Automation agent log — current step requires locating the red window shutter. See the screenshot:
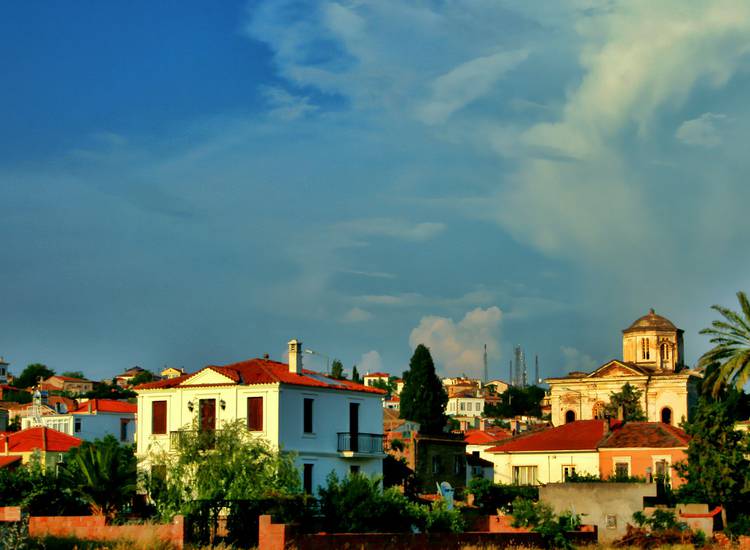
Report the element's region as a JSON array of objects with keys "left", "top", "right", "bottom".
[
  {"left": 247, "top": 397, "right": 263, "bottom": 431},
  {"left": 152, "top": 400, "right": 167, "bottom": 435}
]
